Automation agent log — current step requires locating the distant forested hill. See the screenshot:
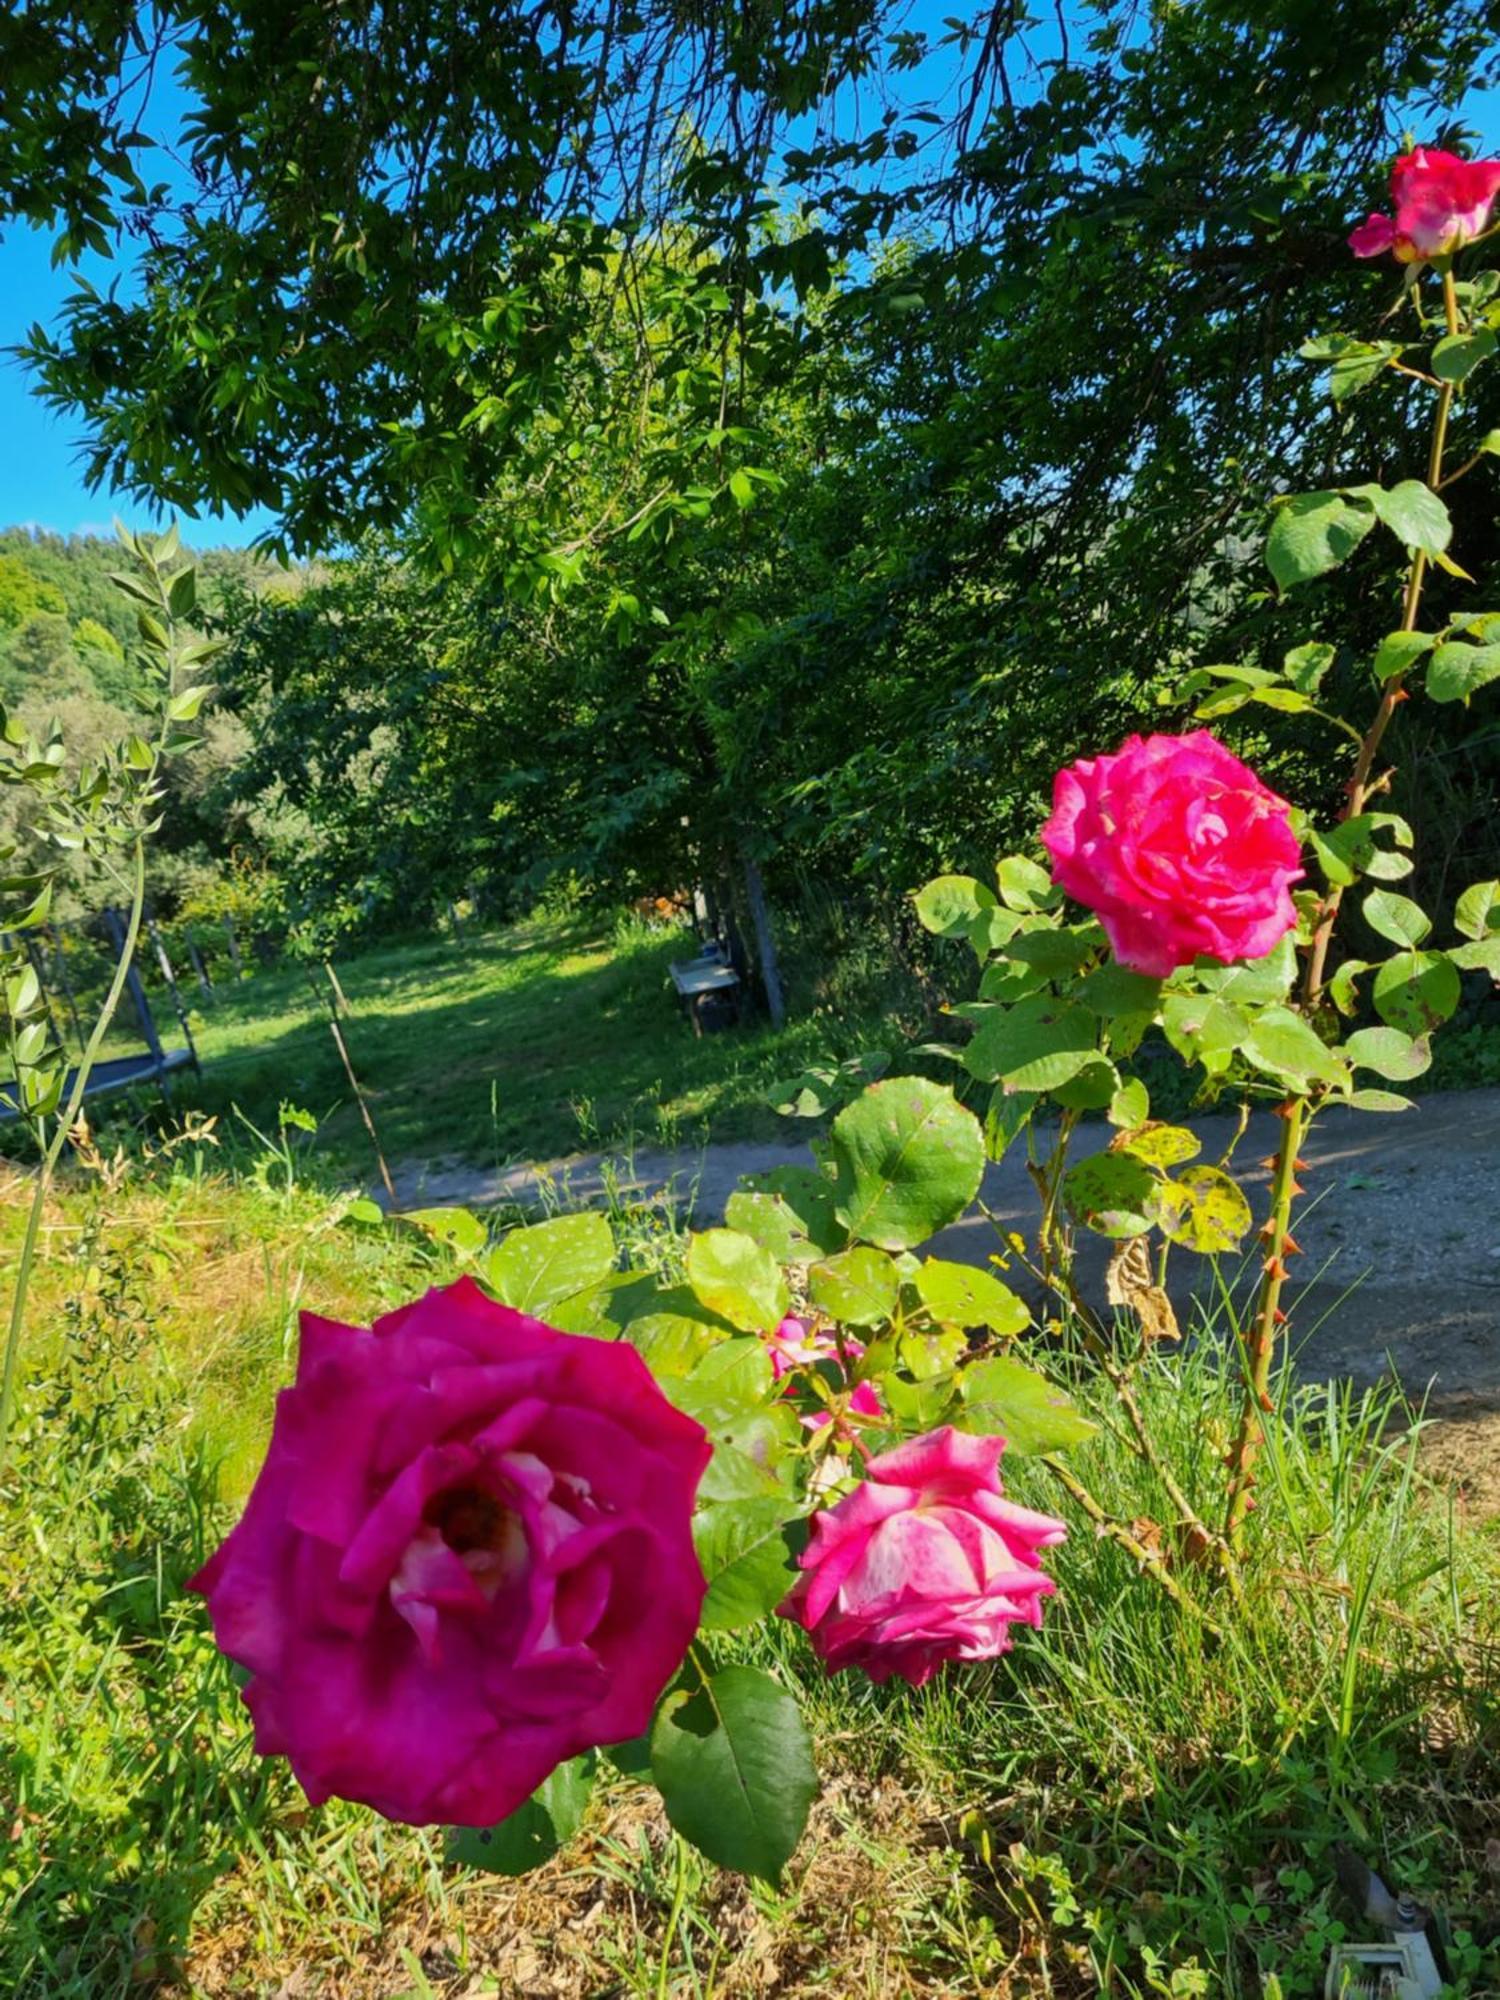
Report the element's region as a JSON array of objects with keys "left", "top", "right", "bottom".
[
  {"left": 0, "top": 528, "right": 276, "bottom": 710},
  {"left": 0, "top": 529, "right": 301, "bottom": 928}
]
